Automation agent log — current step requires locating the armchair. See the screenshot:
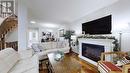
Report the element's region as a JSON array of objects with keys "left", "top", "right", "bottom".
[{"left": 98, "top": 51, "right": 130, "bottom": 73}]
